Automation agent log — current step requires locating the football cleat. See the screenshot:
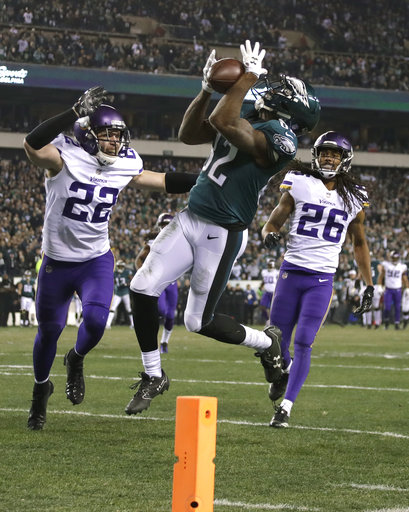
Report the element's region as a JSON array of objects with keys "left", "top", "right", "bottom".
[
  {"left": 125, "top": 370, "right": 170, "bottom": 415},
  {"left": 268, "top": 371, "right": 289, "bottom": 402},
  {"left": 64, "top": 349, "right": 85, "bottom": 405},
  {"left": 160, "top": 343, "right": 168, "bottom": 354},
  {"left": 255, "top": 325, "right": 282, "bottom": 383},
  {"left": 27, "top": 380, "right": 54, "bottom": 431},
  {"left": 270, "top": 405, "right": 289, "bottom": 428}
]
